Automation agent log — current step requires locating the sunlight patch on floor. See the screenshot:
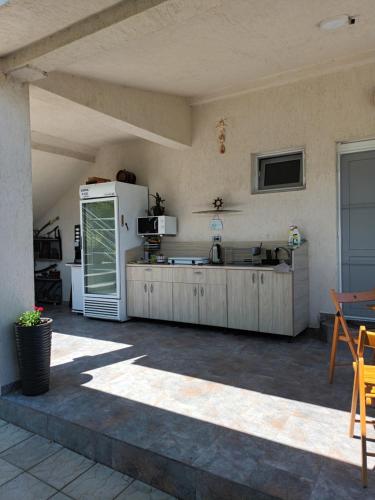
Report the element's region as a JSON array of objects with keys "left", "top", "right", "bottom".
[
  {"left": 82, "top": 361, "right": 369, "bottom": 467},
  {"left": 51, "top": 331, "right": 133, "bottom": 367}
]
